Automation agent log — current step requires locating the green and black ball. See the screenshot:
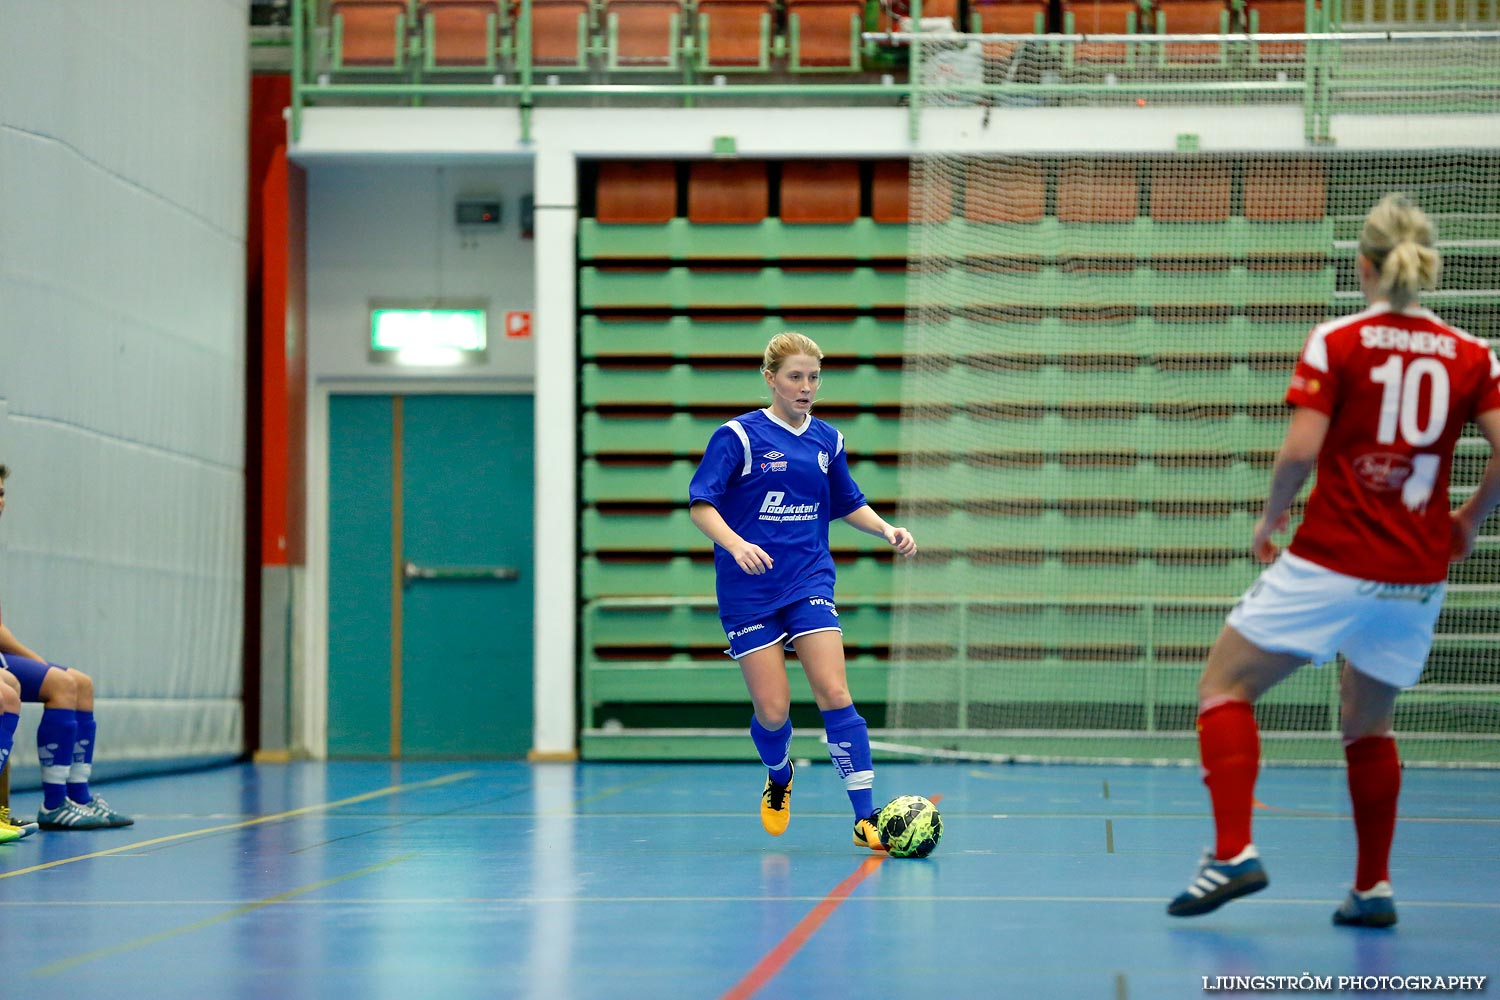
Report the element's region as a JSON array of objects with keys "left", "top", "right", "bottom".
[{"left": 877, "top": 794, "right": 943, "bottom": 858}]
